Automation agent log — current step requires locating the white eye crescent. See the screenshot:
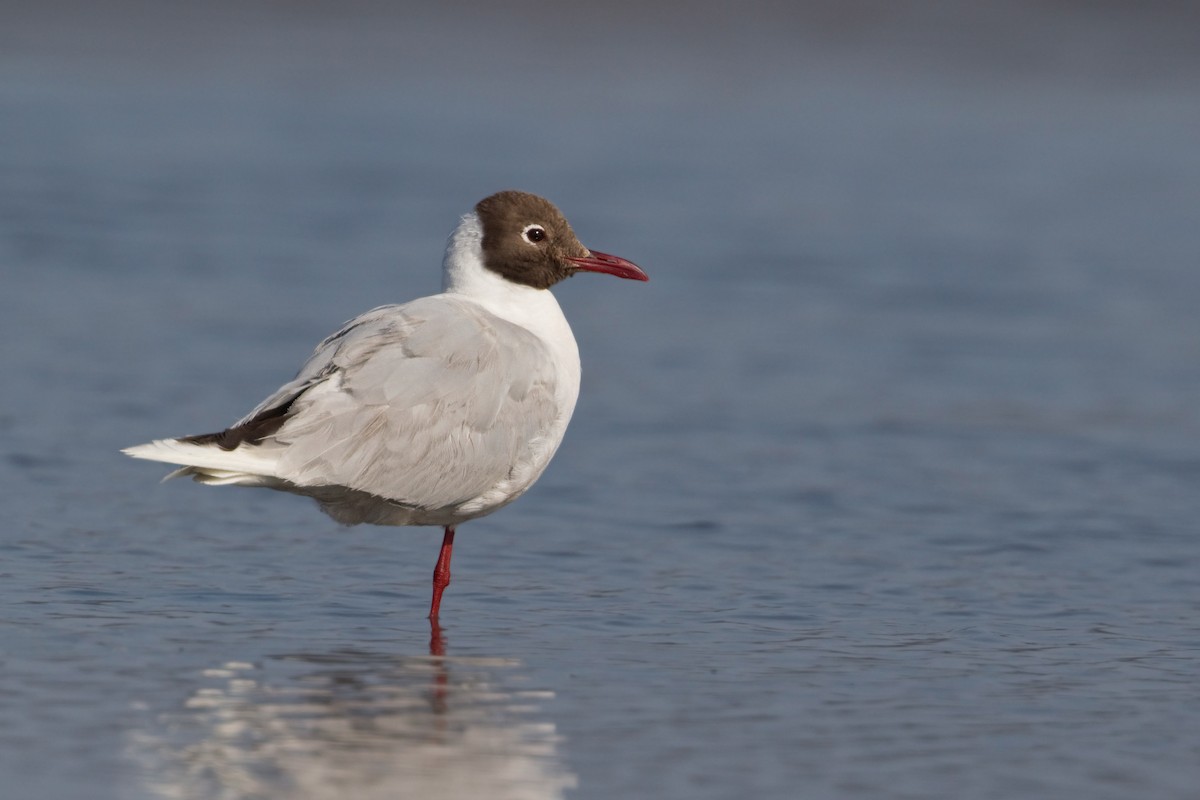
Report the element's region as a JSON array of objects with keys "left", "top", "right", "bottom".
[{"left": 522, "top": 224, "right": 547, "bottom": 244}]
